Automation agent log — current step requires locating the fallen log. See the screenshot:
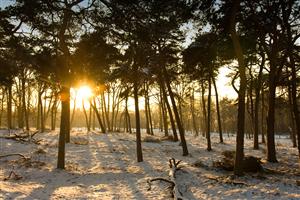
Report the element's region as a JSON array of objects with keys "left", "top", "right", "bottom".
[{"left": 148, "top": 158, "right": 186, "bottom": 200}]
